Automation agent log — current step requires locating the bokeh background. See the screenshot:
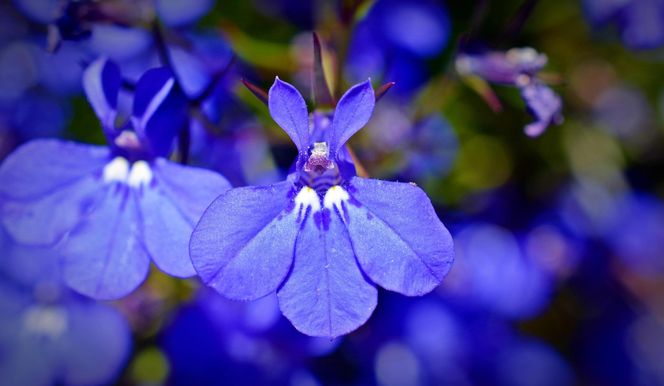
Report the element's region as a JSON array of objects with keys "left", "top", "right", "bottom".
[{"left": 1, "top": 0, "right": 664, "bottom": 385}]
